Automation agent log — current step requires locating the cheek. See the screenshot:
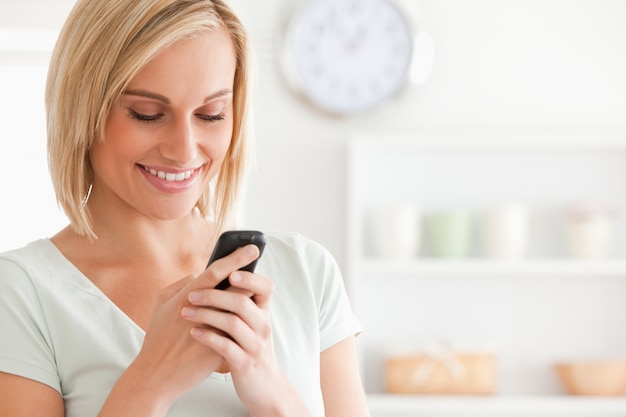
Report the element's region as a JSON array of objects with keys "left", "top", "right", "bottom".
[
  {"left": 89, "top": 137, "right": 121, "bottom": 182},
  {"left": 208, "top": 122, "right": 234, "bottom": 163},
  {"left": 91, "top": 114, "right": 138, "bottom": 172}
]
